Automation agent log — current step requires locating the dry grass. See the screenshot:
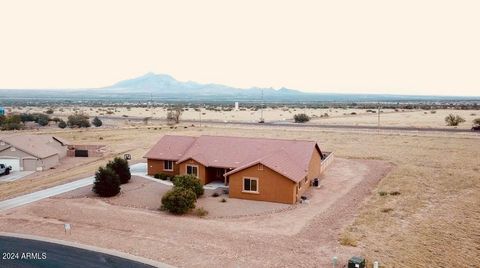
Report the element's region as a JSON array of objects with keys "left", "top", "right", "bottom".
[
  {"left": 339, "top": 232, "right": 358, "bottom": 247},
  {"left": 1, "top": 121, "right": 479, "bottom": 266}
]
